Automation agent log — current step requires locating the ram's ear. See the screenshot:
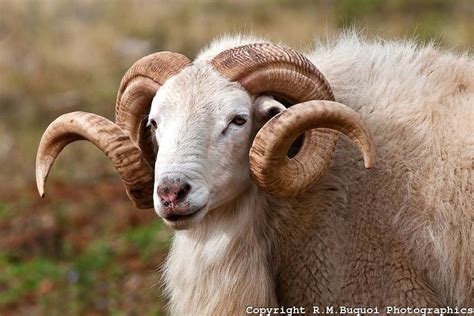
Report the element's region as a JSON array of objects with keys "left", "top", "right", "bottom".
[{"left": 254, "top": 96, "right": 286, "bottom": 127}]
